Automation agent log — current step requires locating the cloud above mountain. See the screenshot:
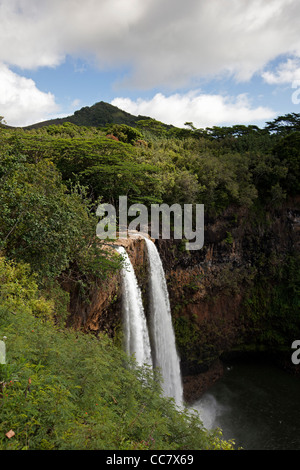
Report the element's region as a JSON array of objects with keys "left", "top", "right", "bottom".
[
  {"left": 112, "top": 92, "right": 275, "bottom": 128},
  {"left": 0, "top": 0, "right": 299, "bottom": 126},
  {"left": 0, "top": 63, "right": 58, "bottom": 126},
  {"left": 1, "top": 0, "right": 300, "bottom": 87}
]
